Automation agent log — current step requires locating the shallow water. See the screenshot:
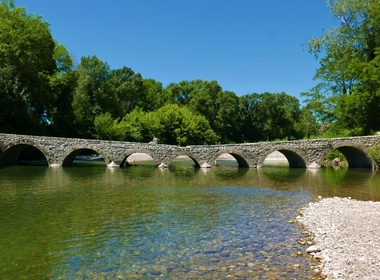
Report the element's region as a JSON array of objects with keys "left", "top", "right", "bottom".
[{"left": 0, "top": 164, "right": 379, "bottom": 279}]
